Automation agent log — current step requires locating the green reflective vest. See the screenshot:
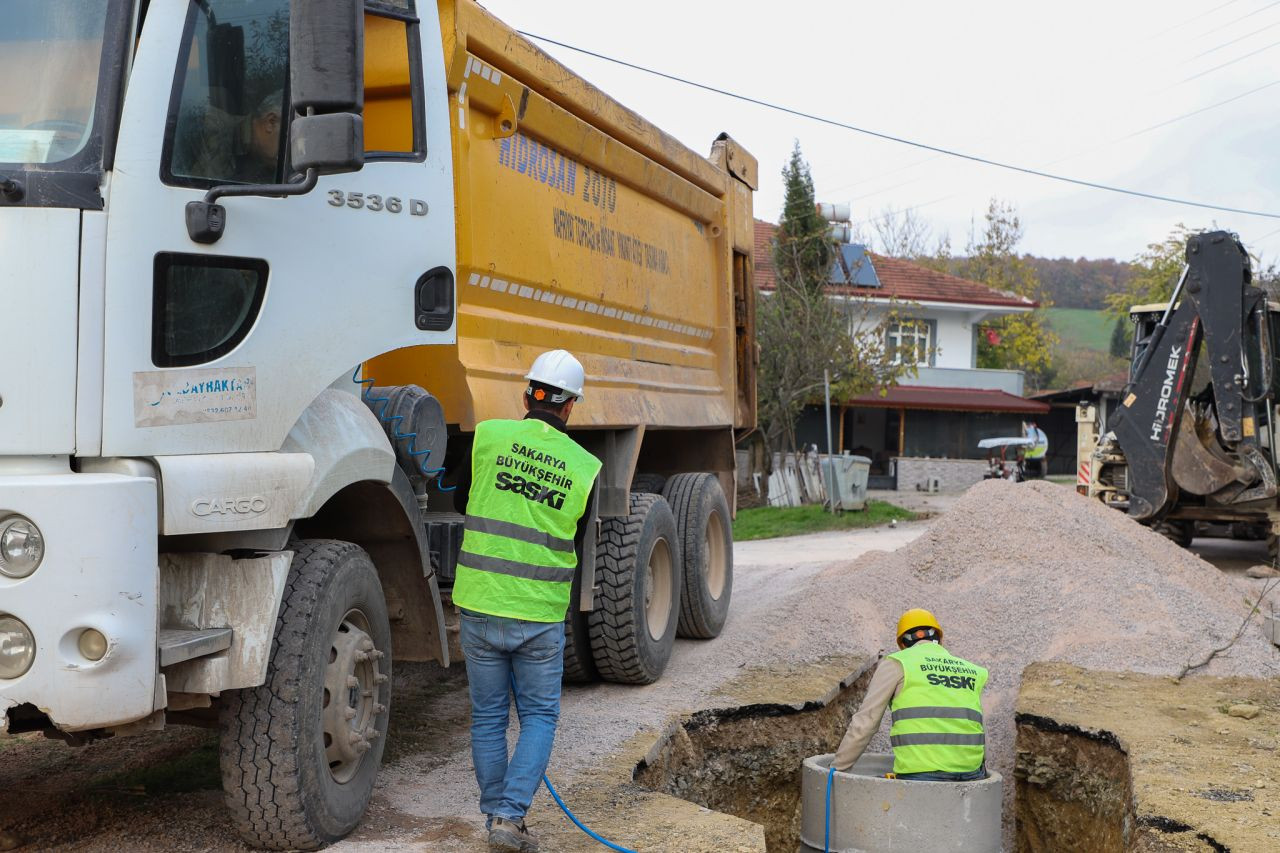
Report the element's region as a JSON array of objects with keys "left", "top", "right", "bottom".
[
  {"left": 886, "top": 642, "right": 988, "bottom": 775},
  {"left": 452, "top": 417, "right": 601, "bottom": 623}
]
